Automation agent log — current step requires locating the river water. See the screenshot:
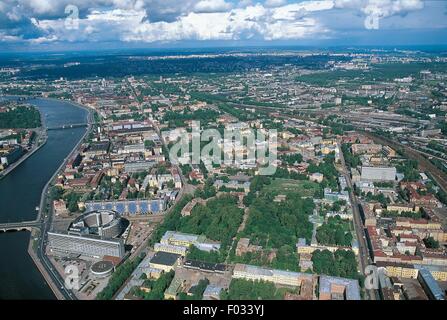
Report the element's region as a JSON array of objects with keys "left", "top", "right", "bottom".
[{"left": 0, "top": 98, "right": 88, "bottom": 299}]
